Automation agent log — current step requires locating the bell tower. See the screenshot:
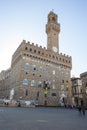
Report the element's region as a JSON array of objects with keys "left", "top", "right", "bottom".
[{"left": 46, "top": 11, "right": 60, "bottom": 53}]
